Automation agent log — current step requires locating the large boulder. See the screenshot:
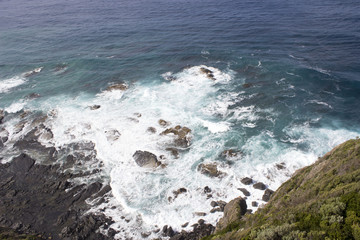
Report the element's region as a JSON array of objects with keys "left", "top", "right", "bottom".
[
  {"left": 216, "top": 197, "right": 247, "bottom": 232},
  {"left": 133, "top": 150, "right": 161, "bottom": 168}
]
